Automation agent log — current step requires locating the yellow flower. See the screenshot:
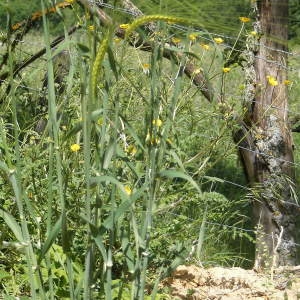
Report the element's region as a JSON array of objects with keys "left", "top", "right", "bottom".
[
  {"left": 97, "top": 118, "right": 103, "bottom": 126},
  {"left": 126, "top": 144, "right": 137, "bottom": 156},
  {"left": 88, "top": 25, "right": 95, "bottom": 31},
  {"left": 188, "top": 33, "right": 197, "bottom": 41},
  {"left": 239, "top": 16, "right": 251, "bottom": 23},
  {"left": 250, "top": 31, "right": 257, "bottom": 36},
  {"left": 284, "top": 80, "right": 292, "bottom": 85},
  {"left": 214, "top": 37, "right": 224, "bottom": 44},
  {"left": 124, "top": 185, "right": 132, "bottom": 195},
  {"left": 171, "top": 37, "right": 181, "bottom": 44},
  {"left": 200, "top": 43, "right": 210, "bottom": 50},
  {"left": 193, "top": 68, "right": 202, "bottom": 75},
  {"left": 114, "top": 38, "right": 121, "bottom": 43},
  {"left": 266, "top": 75, "right": 278, "bottom": 86},
  {"left": 223, "top": 67, "right": 231, "bottom": 73},
  {"left": 142, "top": 63, "right": 150, "bottom": 74},
  {"left": 70, "top": 143, "right": 80, "bottom": 152},
  {"left": 142, "top": 63, "right": 150, "bottom": 69},
  {"left": 152, "top": 119, "right": 163, "bottom": 127},
  {"left": 119, "top": 23, "right": 130, "bottom": 30}
]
